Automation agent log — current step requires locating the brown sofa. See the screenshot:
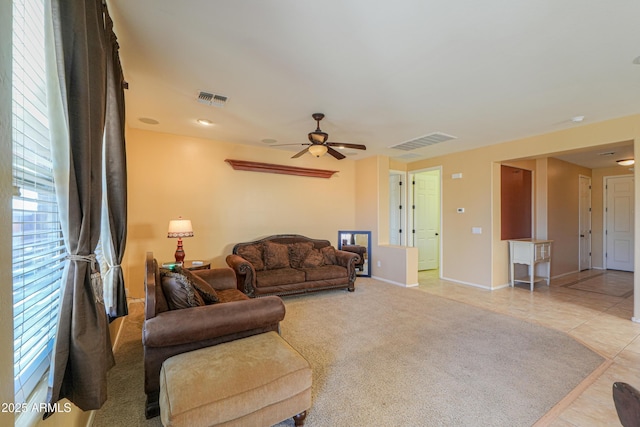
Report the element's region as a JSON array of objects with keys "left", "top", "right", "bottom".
[
  {"left": 226, "top": 234, "right": 360, "bottom": 297},
  {"left": 143, "top": 252, "right": 286, "bottom": 418}
]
